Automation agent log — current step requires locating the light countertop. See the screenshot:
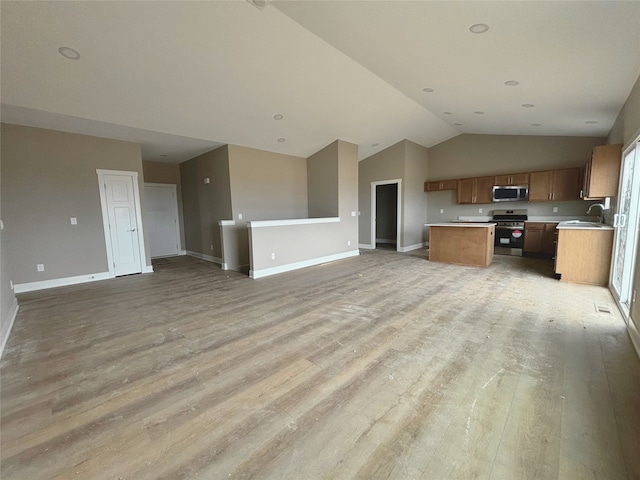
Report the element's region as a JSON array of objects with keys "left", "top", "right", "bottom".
[
  {"left": 556, "top": 221, "right": 614, "bottom": 231},
  {"left": 426, "top": 223, "right": 496, "bottom": 228}
]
